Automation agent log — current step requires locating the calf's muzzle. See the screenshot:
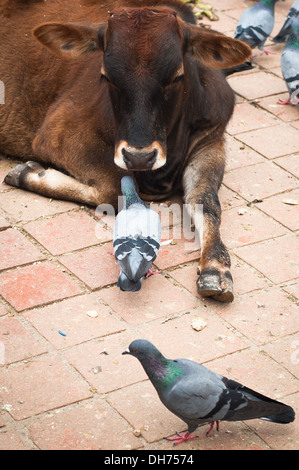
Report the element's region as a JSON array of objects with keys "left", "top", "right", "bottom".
[{"left": 114, "top": 141, "right": 166, "bottom": 171}]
